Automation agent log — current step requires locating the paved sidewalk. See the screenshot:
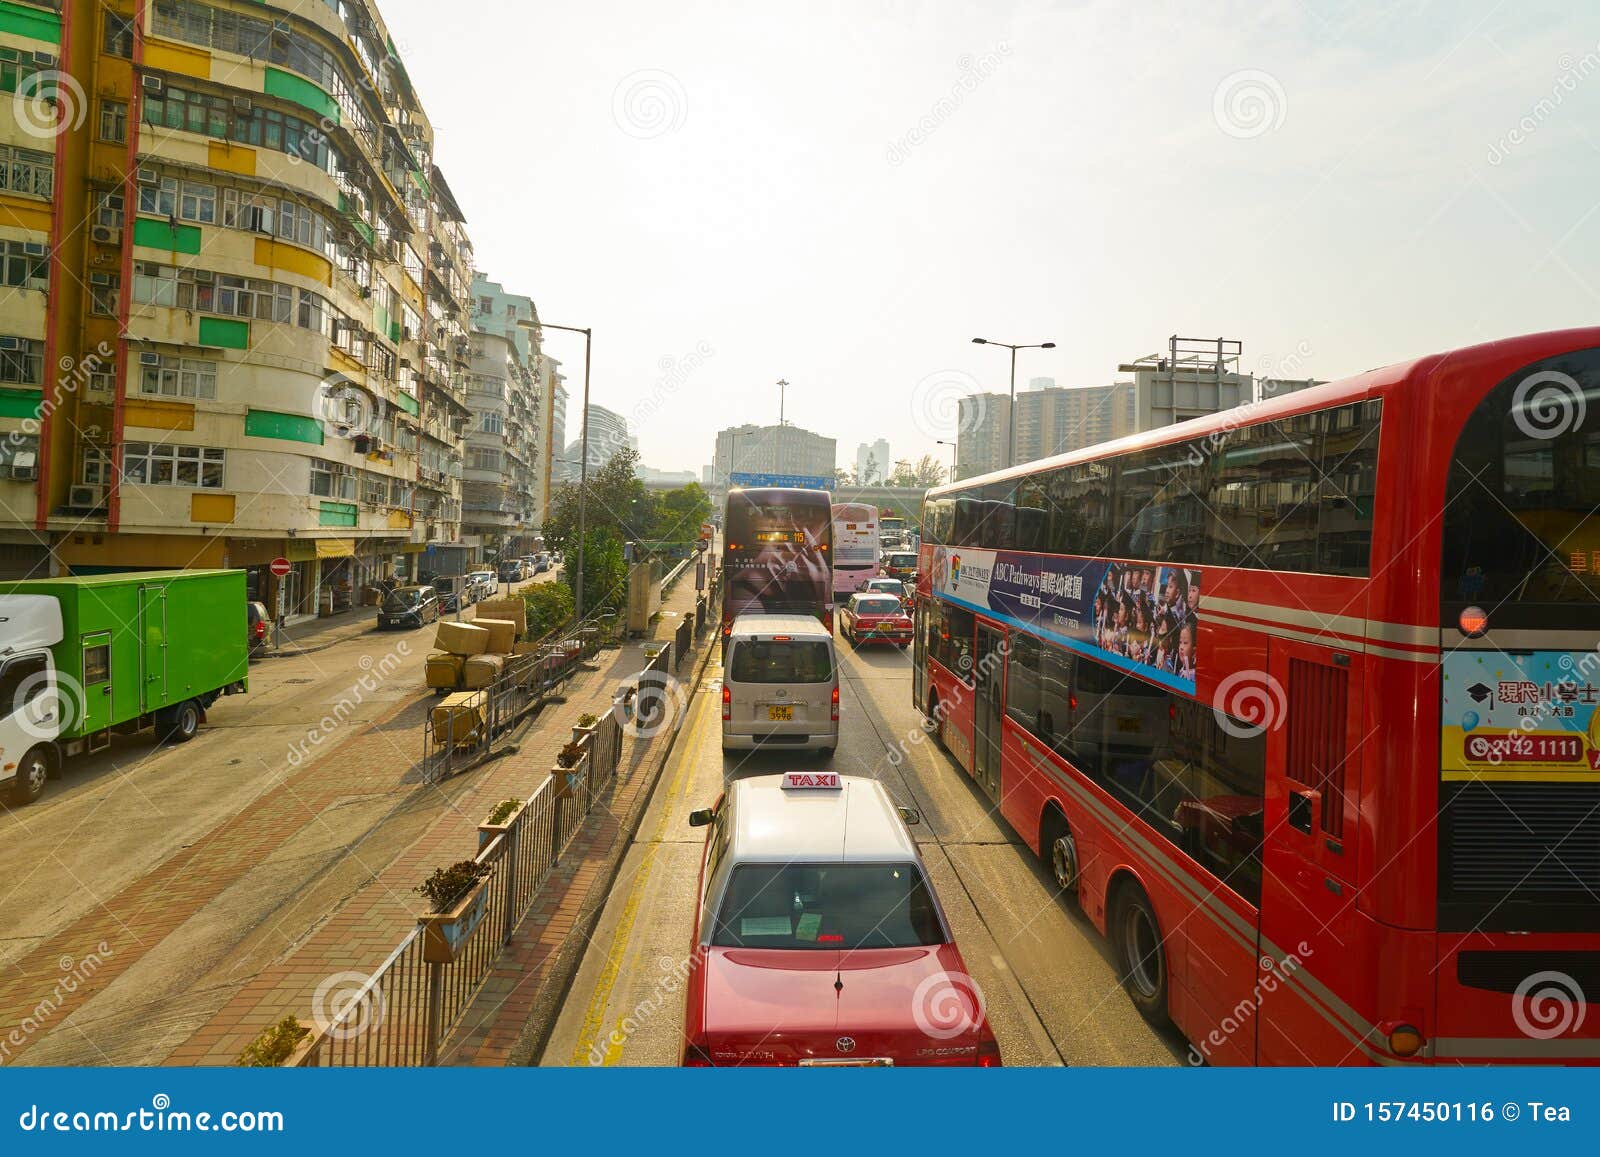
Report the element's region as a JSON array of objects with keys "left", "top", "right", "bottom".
[{"left": 165, "top": 577, "right": 709, "bottom": 1065}]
